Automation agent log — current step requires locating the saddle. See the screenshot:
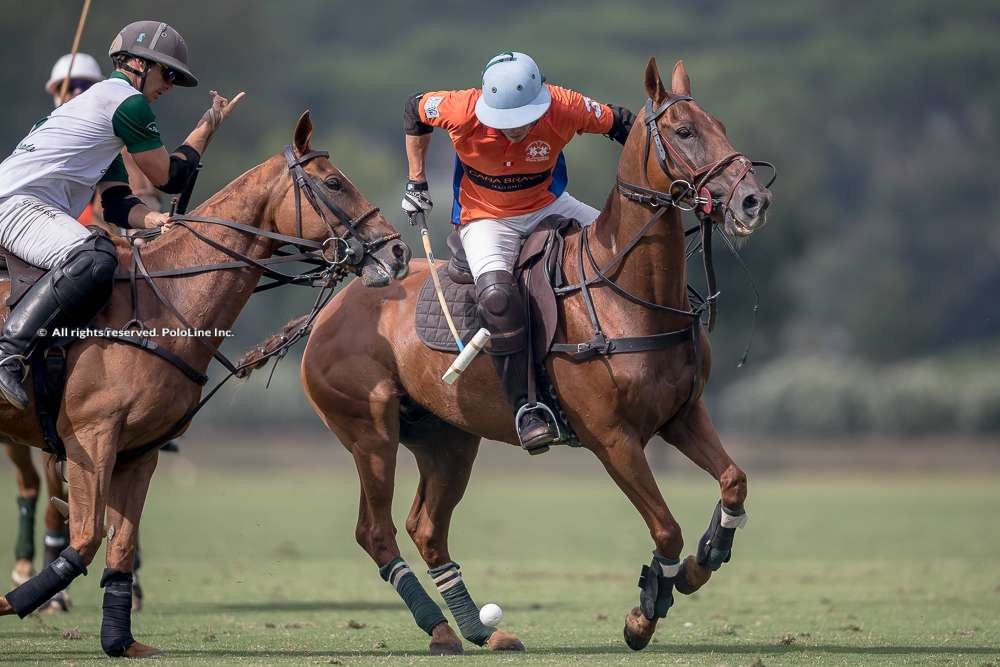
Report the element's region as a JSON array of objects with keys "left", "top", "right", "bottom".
[
  {"left": 414, "top": 215, "right": 580, "bottom": 445},
  {"left": 415, "top": 214, "right": 573, "bottom": 361}
]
